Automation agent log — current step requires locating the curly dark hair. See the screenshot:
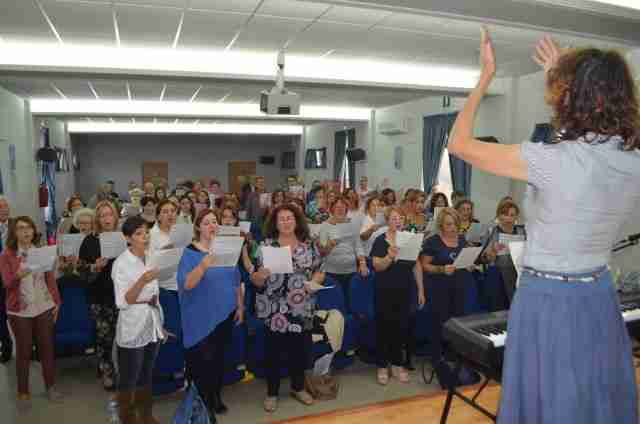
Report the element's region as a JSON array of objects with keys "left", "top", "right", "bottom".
[
  {"left": 546, "top": 48, "right": 640, "bottom": 149},
  {"left": 263, "top": 204, "right": 310, "bottom": 241}
]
